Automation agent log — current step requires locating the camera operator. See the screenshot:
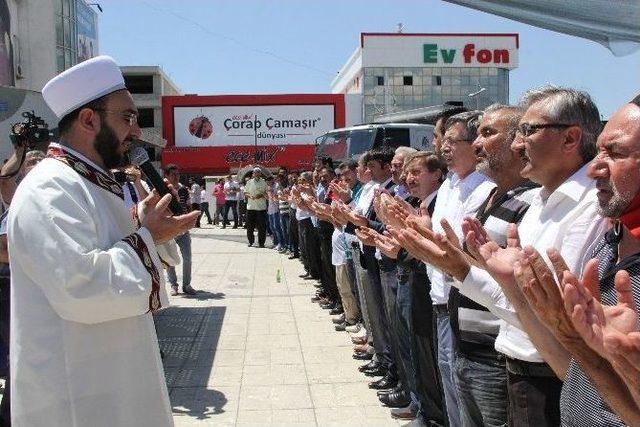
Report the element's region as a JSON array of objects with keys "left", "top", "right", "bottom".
[{"left": 0, "top": 111, "right": 48, "bottom": 427}]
